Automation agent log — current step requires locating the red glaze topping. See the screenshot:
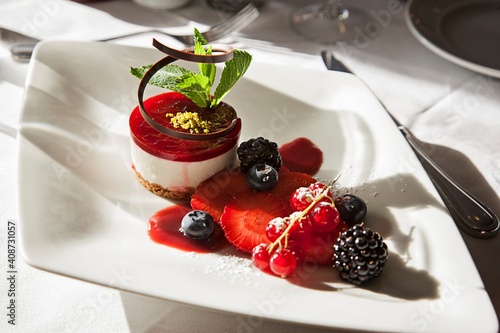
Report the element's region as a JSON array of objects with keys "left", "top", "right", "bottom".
[
  {"left": 148, "top": 205, "right": 229, "bottom": 253},
  {"left": 279, "top": 137, "right": 323, "bottom": 175},
  {"left": 130, "top": 92, "right": 241, "bottom": 162}
]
